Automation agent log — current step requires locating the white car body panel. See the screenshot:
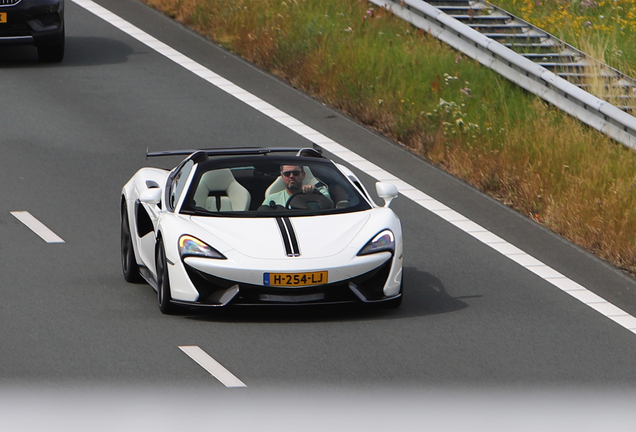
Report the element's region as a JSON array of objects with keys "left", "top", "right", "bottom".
[
  {"left": 139, "top": 233, "right": 157, "bottom": 275},
  {"left": 189, "top": 212, "right": 372, "bottom": 259}
]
